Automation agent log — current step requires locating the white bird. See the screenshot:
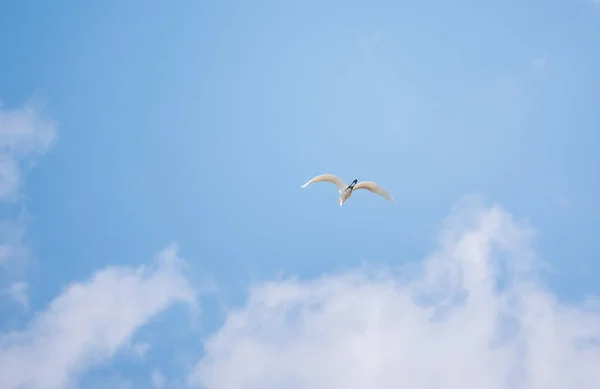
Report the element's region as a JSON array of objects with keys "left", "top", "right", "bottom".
[{"left": 301, "top": 173, "right": 395, "bottom": 206}]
